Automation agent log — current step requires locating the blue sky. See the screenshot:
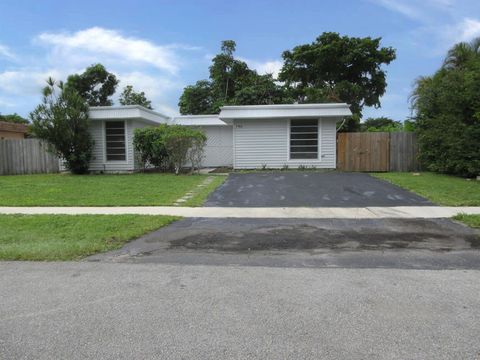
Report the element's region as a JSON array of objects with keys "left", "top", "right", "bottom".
[{"left": 1, "top": 0, "right": 479, "bottom": 120}]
